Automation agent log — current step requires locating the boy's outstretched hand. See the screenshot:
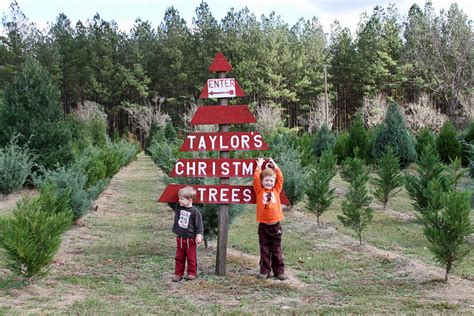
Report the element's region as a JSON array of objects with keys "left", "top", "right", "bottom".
[{"left": 256, "top": 158, "right": 265, "bottom": 169}]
